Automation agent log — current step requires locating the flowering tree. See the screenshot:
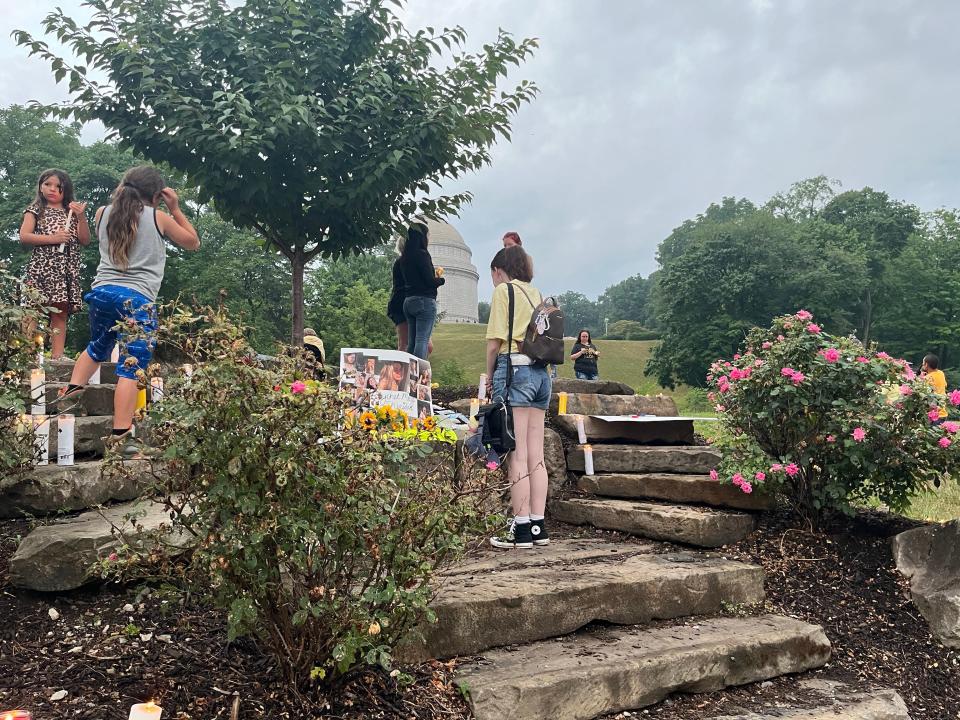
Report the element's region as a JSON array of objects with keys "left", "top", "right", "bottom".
[{"left": 706, "top": 311, "right": 959, "bottom": 529}]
